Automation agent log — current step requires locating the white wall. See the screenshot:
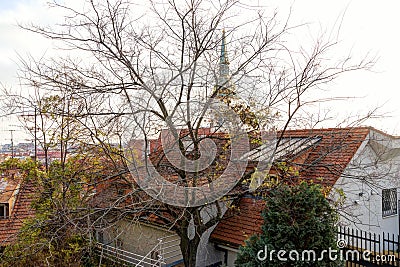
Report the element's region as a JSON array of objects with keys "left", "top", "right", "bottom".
[
  {"left": 100, "top": 201, "right": 229, "bottom": 267},
  {"left": 332, "top": 130, "right": 400, "bottom": 238},
  {"left": 101, "top": 220, "right": 183, "bottom": 266}
]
